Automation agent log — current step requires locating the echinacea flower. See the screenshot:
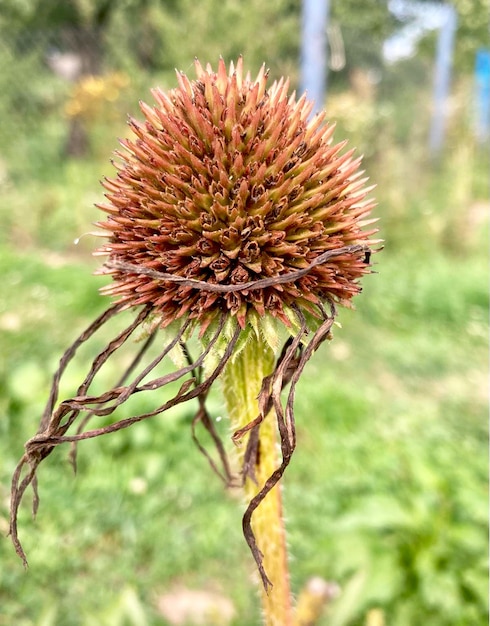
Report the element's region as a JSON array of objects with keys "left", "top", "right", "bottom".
[
  {"left": 11, "top": 59, "right": 378, "bottom": 621},
  {"left": 95, "top": 57, "right": 376, "bottom": 331}
]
